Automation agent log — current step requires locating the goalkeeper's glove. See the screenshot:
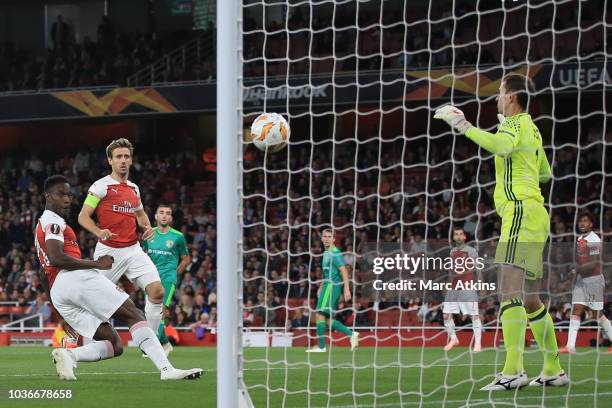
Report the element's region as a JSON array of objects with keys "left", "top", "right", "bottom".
[{"left": 433, "top": 105, "right": 472, "bottom": 134}]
